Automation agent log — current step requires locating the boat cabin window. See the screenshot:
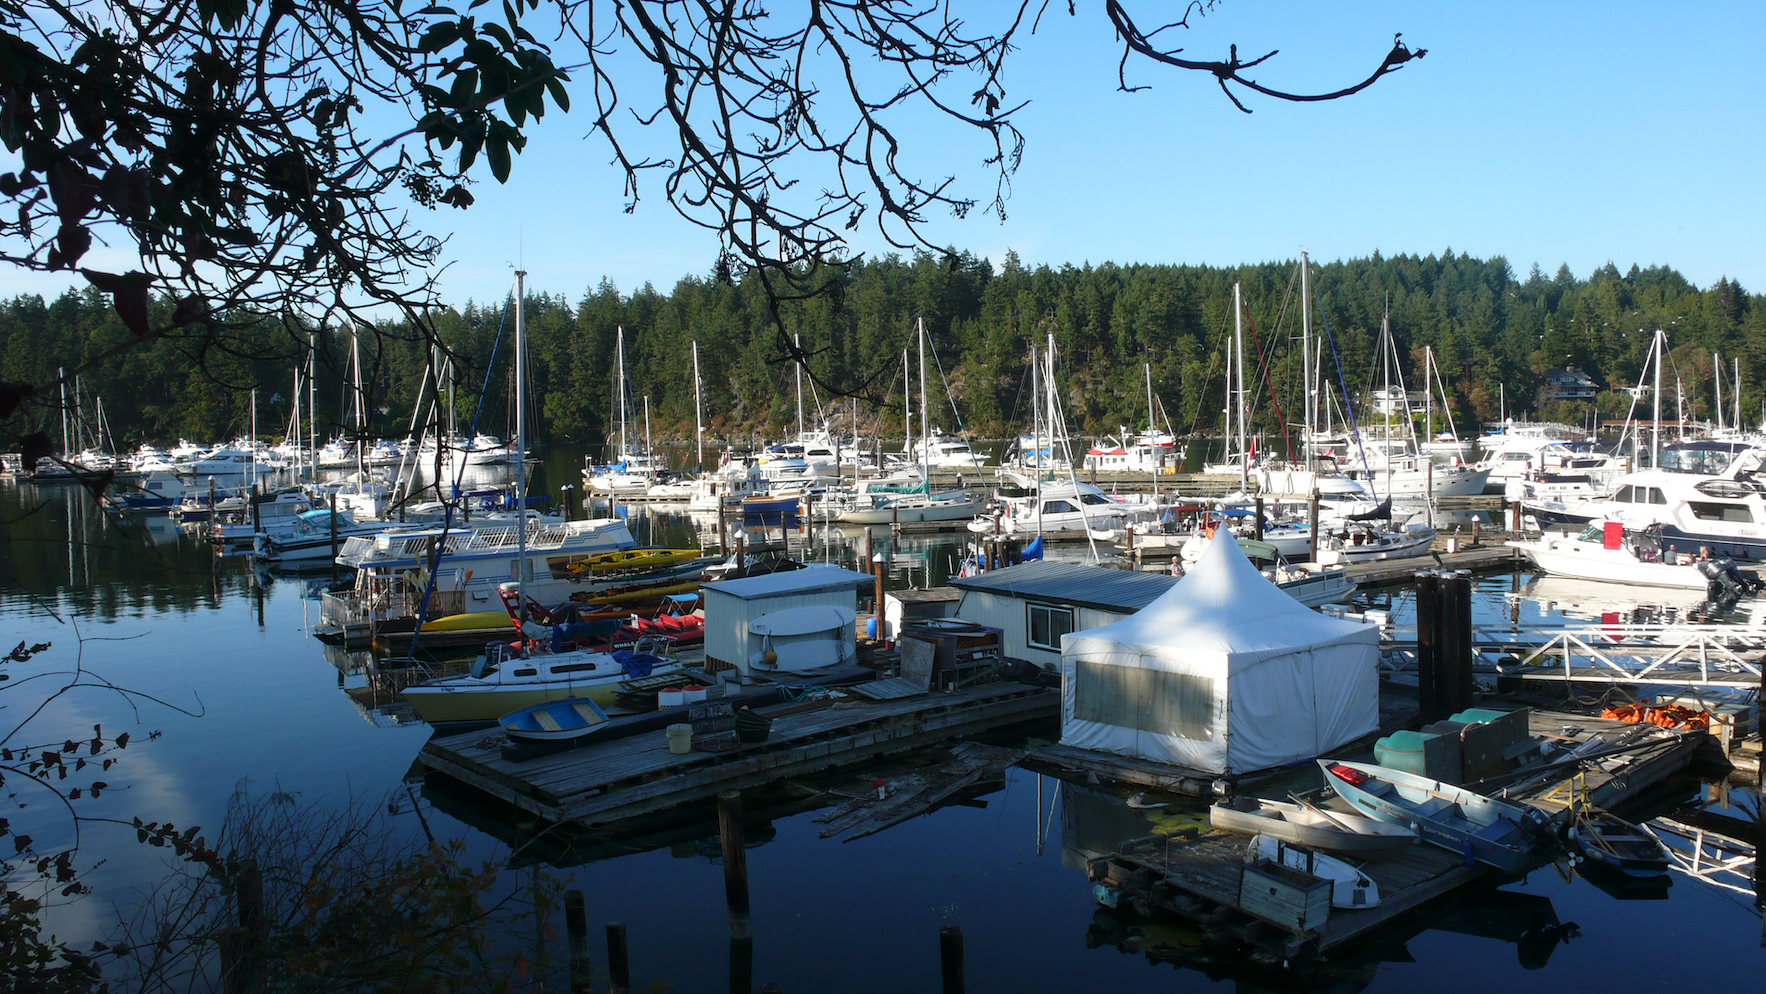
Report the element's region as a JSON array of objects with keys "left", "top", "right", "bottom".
[
  {"left": 549, "top": 662, "right": 600, "bottom": 674},
  {"left": 1613, "top": 485, "right": 1633, "bottom": 502},
  {"left": 1079, "top": 494, "right": 1113, "bottom": 506},
  {"left": 1072, "top": 661, "right": 1214, "bottom": 740},
  {"left": 511, "top": 668, "right": 538, "bottom": 677},
  {"left": 1689, "top": 501, "right": 1753, "bottom": 523},
  {"left": 1027, "top": 604, "right": 1074, "bottom": 650},
  {"left": 1647, "top": 487, "right": 1667, "bottom": 505},
  {"left": 1503, "top": 452, "right": 1529, "bottom": 461},
  {"left": 1042, "top": 500, "right": 1076, "bottom": 514}
]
